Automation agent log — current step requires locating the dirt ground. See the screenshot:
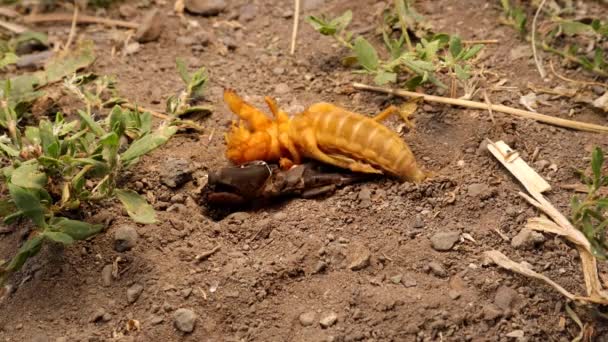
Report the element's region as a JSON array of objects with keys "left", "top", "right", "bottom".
[{"left": 1, "top": 0, "right": 608, "bottom": 341}]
